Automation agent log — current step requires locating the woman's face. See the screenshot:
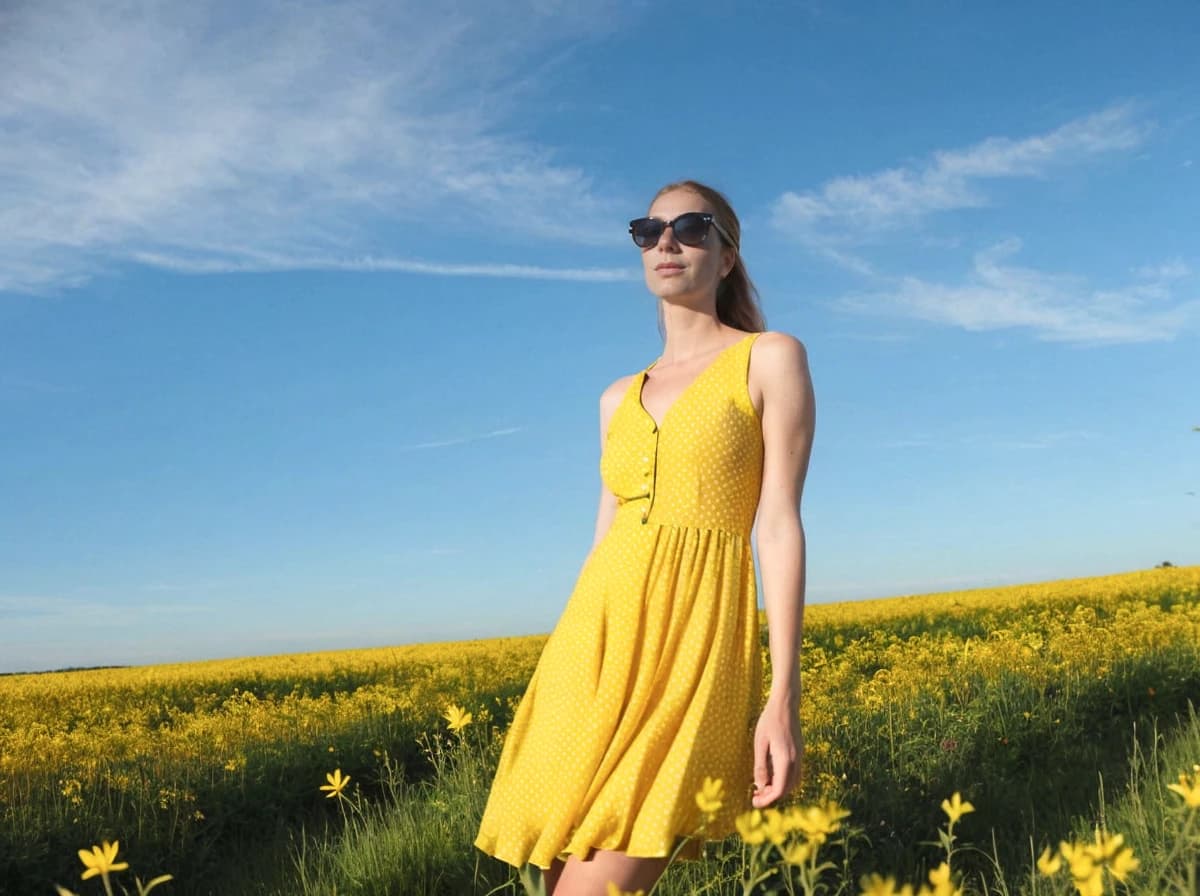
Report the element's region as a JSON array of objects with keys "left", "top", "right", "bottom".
[{"left": 639, "top": 189, "right": 736, "bottom": 304}]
